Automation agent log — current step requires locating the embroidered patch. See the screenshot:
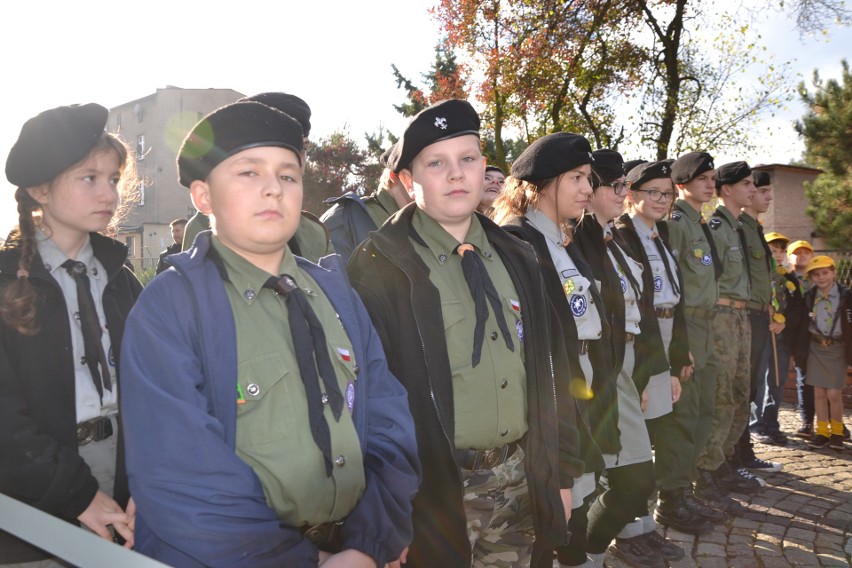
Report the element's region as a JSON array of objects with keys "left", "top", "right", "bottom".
[
  {"left": 434, "top": 117, "right": 447, "bottom": 130},
  {"left": 570, "top": 294, "right": 588, "bottom": 317},
  {"left": 346, "top": 381, "right": 355, "bottom": 413},
  {"left": 701, "top": 253, "right": 713, "bottom": 266},
  {"left": 108, "top": 345, "right": 116, "bottom": 367},
  {"left": 337, "top": 347, "right": 351, "bottom": 362},
  {"left": 619, "top": 274, "right": 628, "bottom": 294},
  {"left": 708, "top": 217, "right": 722, "bottom": 230},
  {"left": 654, "top": 275, "right": 663, "bottom": 292},
  {"left": 563, "top": 278, "right": 576, "bottom": 296},
  {"left": 516, "top": 319, "right": 525, "bottom": 343},
  {"left": 671, "top": 211, "right": 682, "bottom": 221},
  {"left": 510, "top": 299, "right": 521, "bottom": 312}
]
